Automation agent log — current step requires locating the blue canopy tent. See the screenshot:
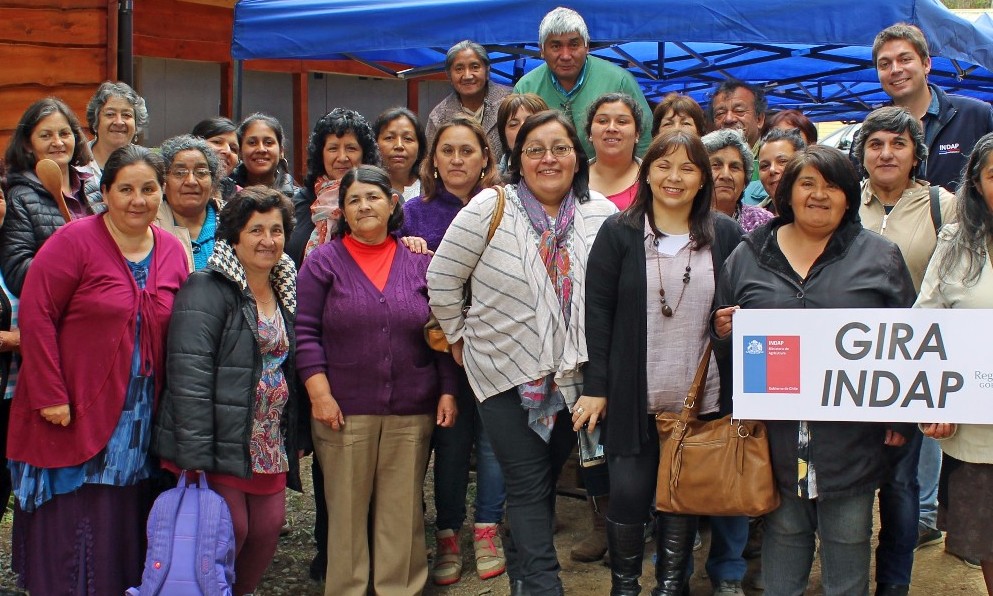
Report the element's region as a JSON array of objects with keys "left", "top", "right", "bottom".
[{"left": 231, "top": 0, "right": 993, "bottom": 121}]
